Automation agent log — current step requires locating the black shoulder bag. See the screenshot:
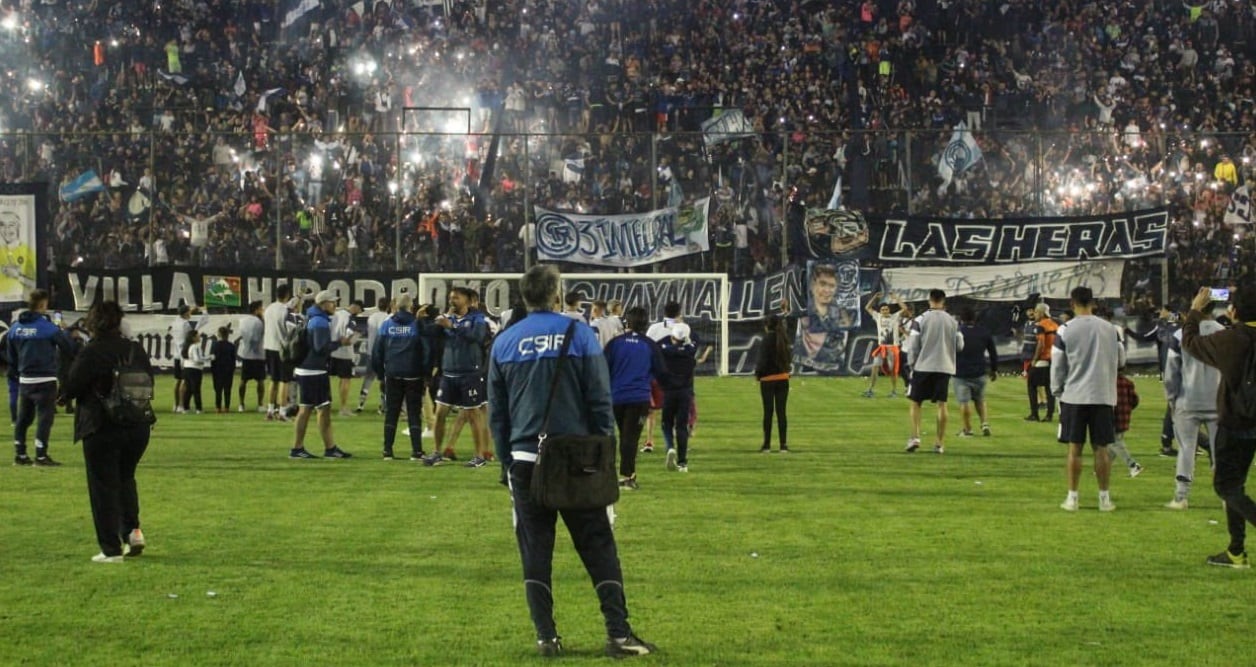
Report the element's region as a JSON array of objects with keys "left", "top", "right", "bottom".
[{"left": 530, "top": 320, "right": 620, "bottom": 510}]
